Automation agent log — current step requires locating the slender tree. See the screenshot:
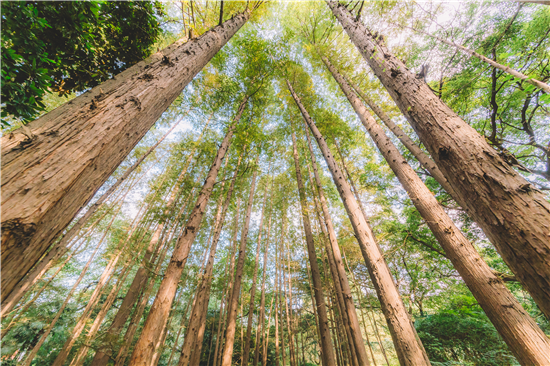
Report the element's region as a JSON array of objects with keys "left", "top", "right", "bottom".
[
  {"left": 326, "top": 0, "right": 550, "bottom": 319},
  {"left": 287, "top": 80, "right": 431, "bottom": 366}
]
